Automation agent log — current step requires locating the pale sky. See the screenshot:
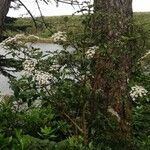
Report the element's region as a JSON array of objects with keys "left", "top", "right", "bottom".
[{"left": 8, "top": 0, "right": 150, "bottom": 18}]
